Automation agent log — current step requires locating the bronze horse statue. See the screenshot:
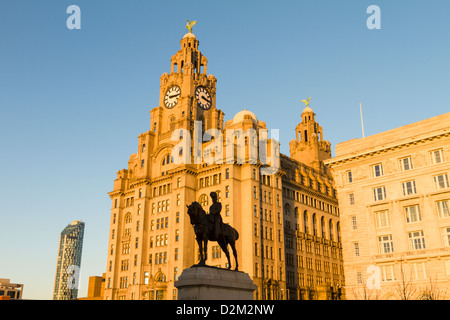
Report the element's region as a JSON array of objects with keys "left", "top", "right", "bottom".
[{"left": 186, "top": 201, "right": 239, "bottom": 270}]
